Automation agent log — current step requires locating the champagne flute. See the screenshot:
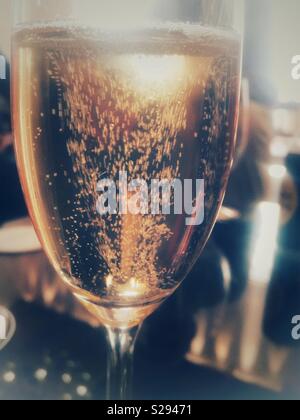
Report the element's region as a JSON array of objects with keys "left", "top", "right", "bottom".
[{"left": 12, "top": 0, "right": 244, "bottom": 400}]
